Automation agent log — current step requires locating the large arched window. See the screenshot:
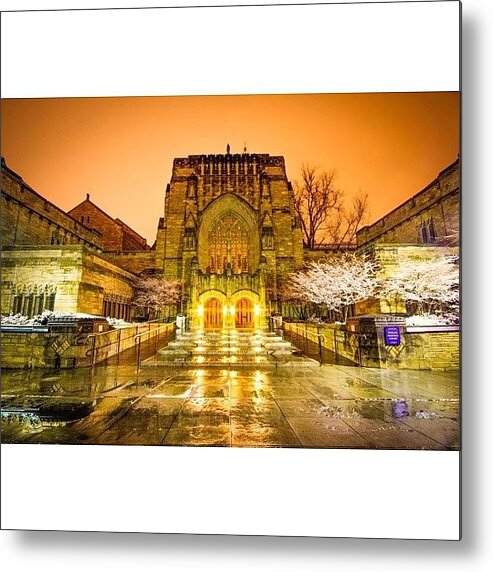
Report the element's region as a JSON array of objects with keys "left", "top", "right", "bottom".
[
  {"left": 208, "top": 215, "right": 249, "bottom": 274},
  {"left": 198, "top": 194, "right": 260, "bottom": 274}
]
